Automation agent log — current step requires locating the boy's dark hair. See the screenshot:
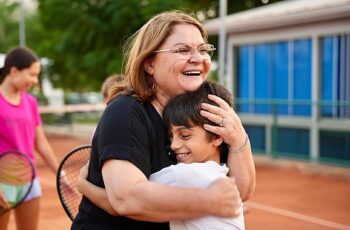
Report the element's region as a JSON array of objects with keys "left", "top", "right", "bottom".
[
  {"left": 163, "top": 81, "right": 233, "bottom": 133},
  {"left": 0, "top": 46, "right": 39, "bottom": 84},
  {"left": 163, "top": 81, "right": 232, "bottom": 160},
  {"left": 101, "top": 74, "right": 124, "bottom": 101}
]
